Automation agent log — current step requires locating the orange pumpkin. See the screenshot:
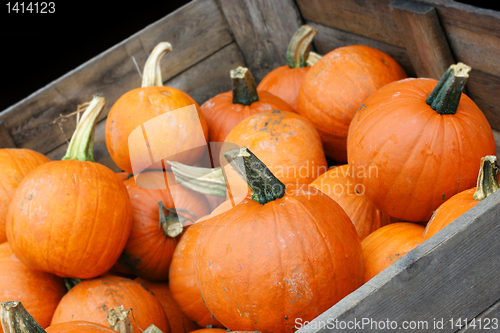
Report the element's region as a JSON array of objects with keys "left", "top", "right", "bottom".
[
  {"left": 224, "top": 110, "right": 327, "bottom": 185},
  {"left": 0, "top": 242, "right": 66, "bottom": 330},
  {"left": 257, "top": 25, "right": 317, "bottom": 111},
  {"left": 51, "top": 275, "right": 170, "bottom": 333},
  {"left": 6, "top": 95, "right": 132, "bottom": 279},
  {"left": 46, "top": 321, "right": 120, "bottom": 333},
  {"left": 169, "top": 220, "right": 224, "bottom": 328},
  {"left": 347, "top": 63, "right": 496, "bottom": 222},
  {"left": 297, "top": 45, "right": 407, "bottom": 162},
  {"left": 310, "top": 165, "right": 393, "bottom": 239},
  {"left": 0, "top": 149, "right": 50, "bottom": 243},
  {"left": 115, "top": 171, "right": 210, "bottom": 281},
  {"left": 200, "top": 66, "right": 294, "bottom": 145},
  {"left": 135, "top": 278, "right": 200, "bottom": 333},
  {"left": 195, "top": 148, "right": 363, "bottom": 333},
  {"left": 362, "top": 223, "right": 425, "bottom": 283},
  {"left": 423, "top": 155, "right": 499, "bottom": 241},
  {"left": 106, "top": 42, "right": 209, "bottom": 175}
]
